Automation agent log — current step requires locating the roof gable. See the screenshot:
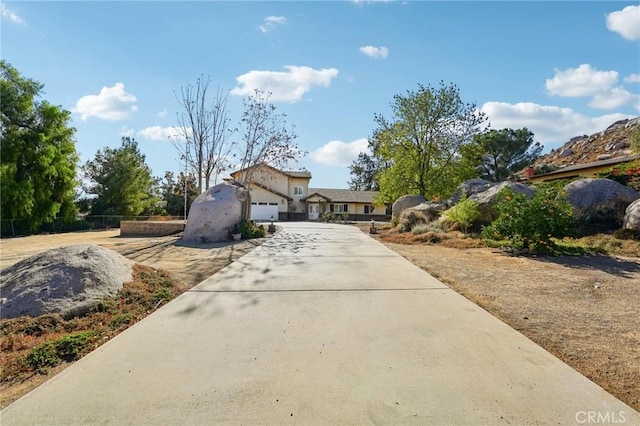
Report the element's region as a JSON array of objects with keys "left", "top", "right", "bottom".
[{"left": 230, "top": 162, "right": 311, "bottom": 180}]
